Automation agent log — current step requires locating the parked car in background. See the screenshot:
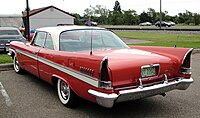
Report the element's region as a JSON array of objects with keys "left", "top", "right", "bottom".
[
  {"left": 139, "top": 22, "right": 152, "bottom": 26},
  {"left": 0, "top": 27, "right": 26, "bottom": 52},
  {"left": 168, "top": 21, "right": 176, "bottom": 26},
  {"left": 85, "top": 21, "right": 98, "bottom": 26},
  {"left": 8, "top": 26, "right": 193, "bottom": 108},
  {"left": 155, "top": 21, "right": 172, "bottom": 27}
]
